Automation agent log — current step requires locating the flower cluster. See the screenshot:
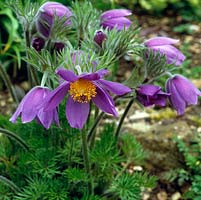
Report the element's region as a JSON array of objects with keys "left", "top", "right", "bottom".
[{"left": 10, "top": 1, "right": 200, "bottom": 130}]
